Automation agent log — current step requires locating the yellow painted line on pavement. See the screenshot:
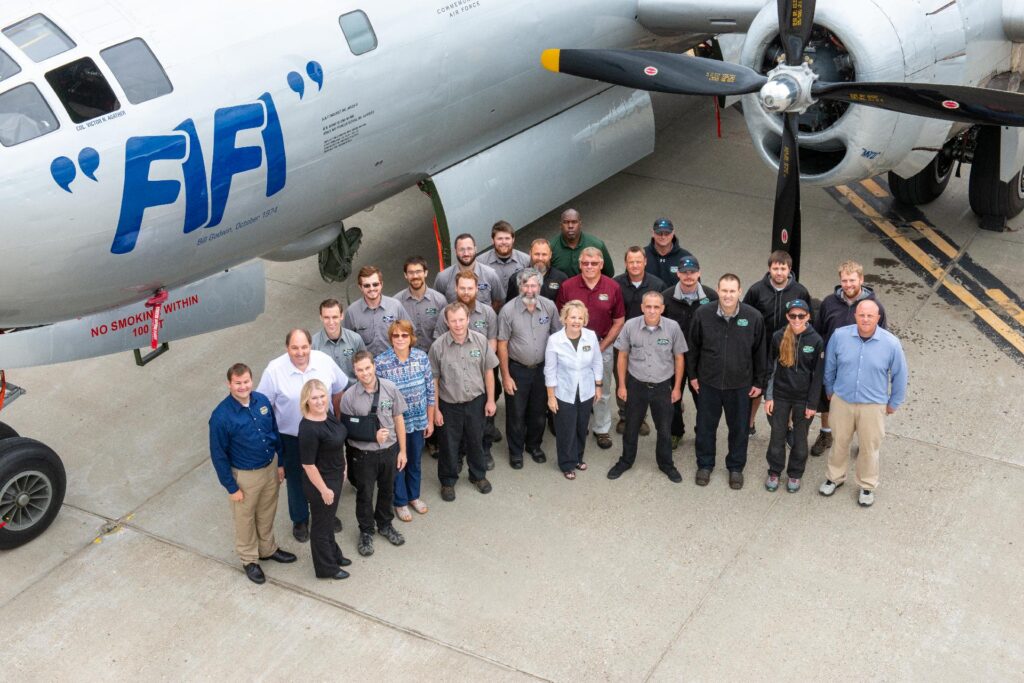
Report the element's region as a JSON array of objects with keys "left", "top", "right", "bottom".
[
  {"left": 910, "top": 221, "right": 959, "bottom": 259},
  {"left": 986, "top": 289, "right": 1024, "bottom": 325},
  {"left": 835, "top": 185, "right": 1024, "bottom": 355},
  {"left": 859, "top": 178, "right": 889, "bottom": 198}
]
